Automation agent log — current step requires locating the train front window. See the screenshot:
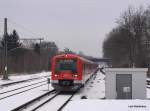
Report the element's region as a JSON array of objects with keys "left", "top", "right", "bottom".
[{"left": 55, "top": 59, "right": 77, "bottom": 73}]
